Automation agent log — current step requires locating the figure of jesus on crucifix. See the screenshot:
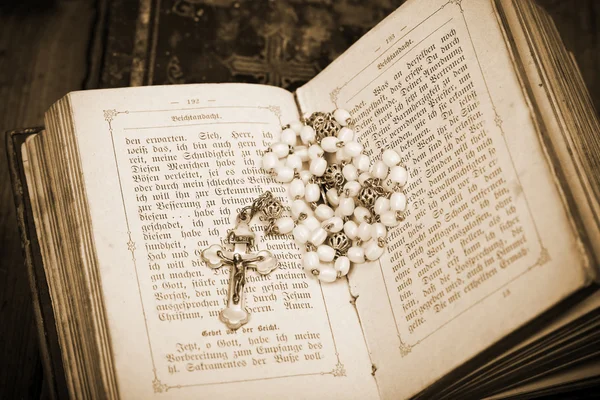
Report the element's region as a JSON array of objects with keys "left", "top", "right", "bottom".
[{"left": 201, "top": 220, "right": 278, "bottom": 330}]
